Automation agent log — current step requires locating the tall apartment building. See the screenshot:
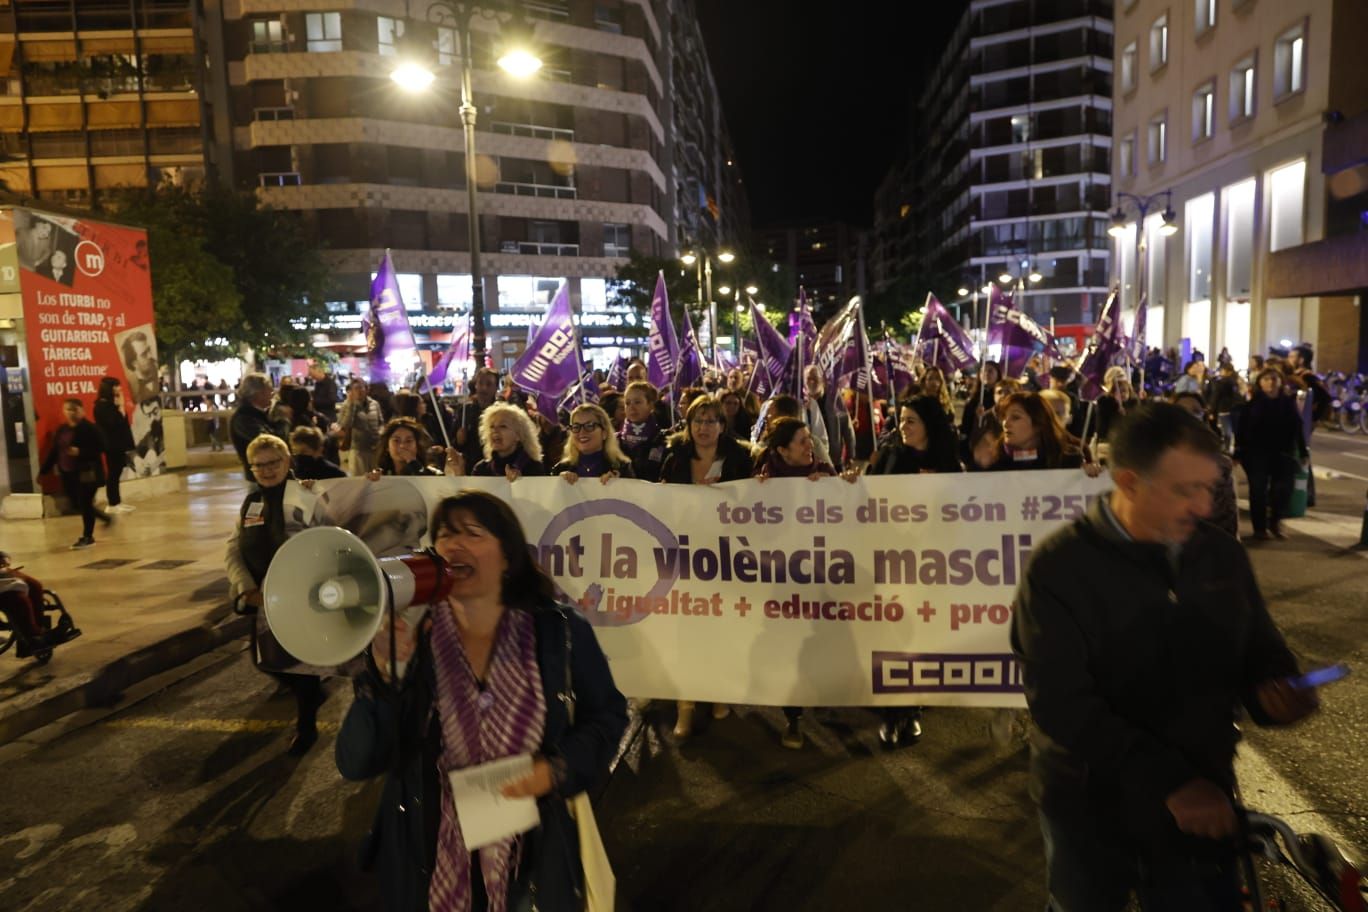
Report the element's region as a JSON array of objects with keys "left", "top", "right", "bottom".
[
  {"left": 900, "top": 0, "right": 1115, "bottom": 330},
  {"left": 1111, "top": 0, "right": 1368, "bottom": 370},
  {"left": 3, "top": 0, "right": 747, "bottom": 372},
  {"left": 756, "top": 221, "right": 867, "bottom": 320},
  {"left": 0, "top": 1, "right": 209, "bottom": 204}
]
